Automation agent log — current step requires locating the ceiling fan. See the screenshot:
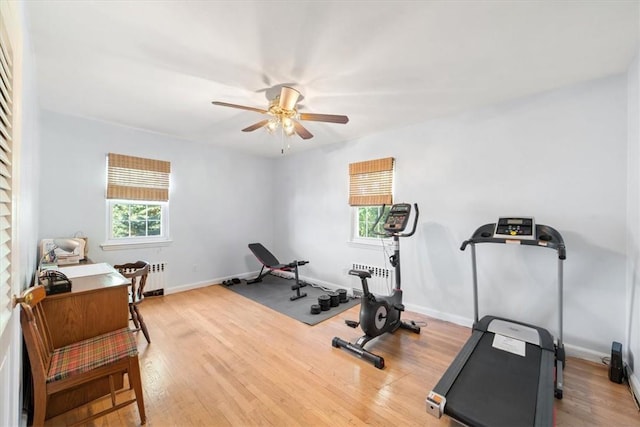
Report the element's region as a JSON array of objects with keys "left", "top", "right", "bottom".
[{"left": 212, "top": 86, "right": 349, "bottom": 140}]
